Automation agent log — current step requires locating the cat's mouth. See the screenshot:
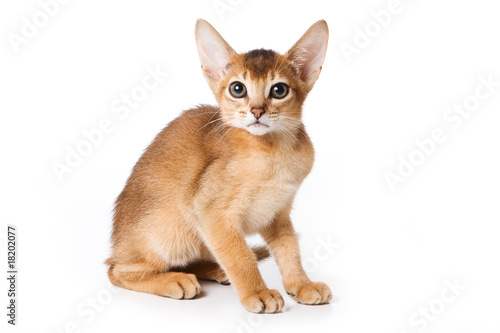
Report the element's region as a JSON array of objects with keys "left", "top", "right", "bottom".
[
  {"left": 245, "top": 120, "right": 271, "bottom": 136},
  {"left": 248, "top": 121, "right": 269, "bottom": 128}
]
